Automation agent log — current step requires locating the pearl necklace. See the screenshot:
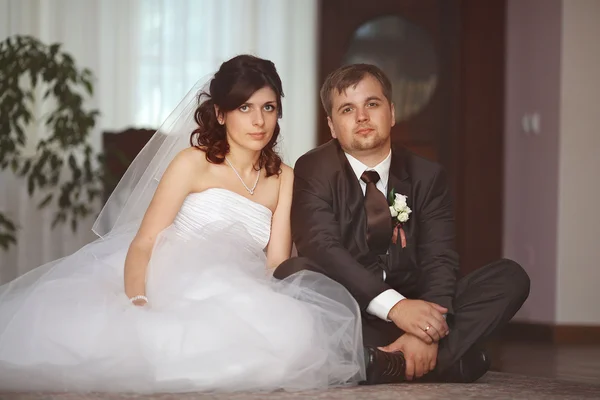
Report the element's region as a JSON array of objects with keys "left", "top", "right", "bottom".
[{"left": 225, "top": 157, "right": 260, "bottom": 195}]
